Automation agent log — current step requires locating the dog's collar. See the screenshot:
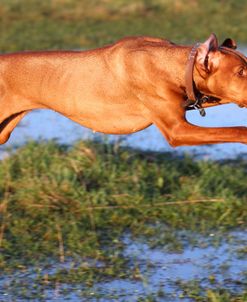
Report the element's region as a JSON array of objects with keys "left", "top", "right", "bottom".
[{"left": 184, "top": 43, "right": 209, "bottom": 116}]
